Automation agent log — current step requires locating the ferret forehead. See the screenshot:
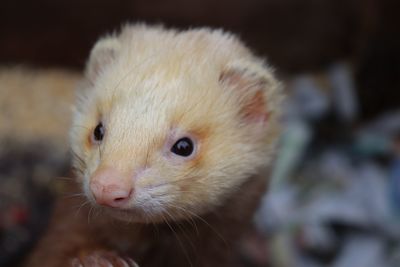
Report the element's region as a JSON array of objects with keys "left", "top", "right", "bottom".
[
  {"left": 94, "top": 57, "right": 221, "bottom": 109},
  {"left": 96, "top": 71, "right": 217, "bottom": 125}
]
